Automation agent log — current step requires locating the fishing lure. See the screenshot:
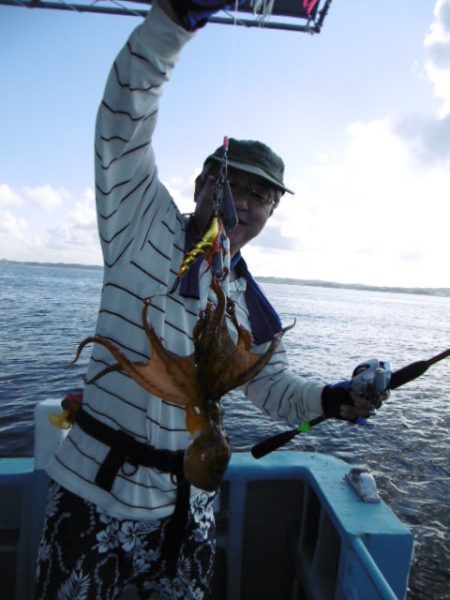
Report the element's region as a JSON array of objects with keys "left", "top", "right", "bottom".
[
  {"left": 179, "top": 216, "right": 221, "bottom": 278},
  {"left": 178, "top": 136, "right": 236, "bottom": 280}
]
